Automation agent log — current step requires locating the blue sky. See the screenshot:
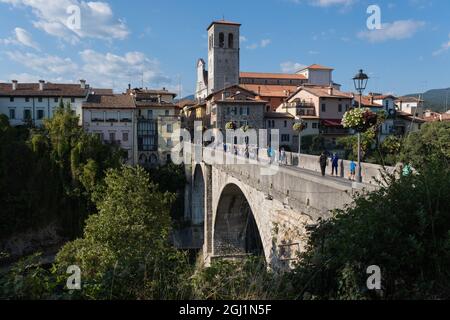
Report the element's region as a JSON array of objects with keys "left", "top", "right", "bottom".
[{"left": 0, "top": 0, "right": 449, "bottom": 97}]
